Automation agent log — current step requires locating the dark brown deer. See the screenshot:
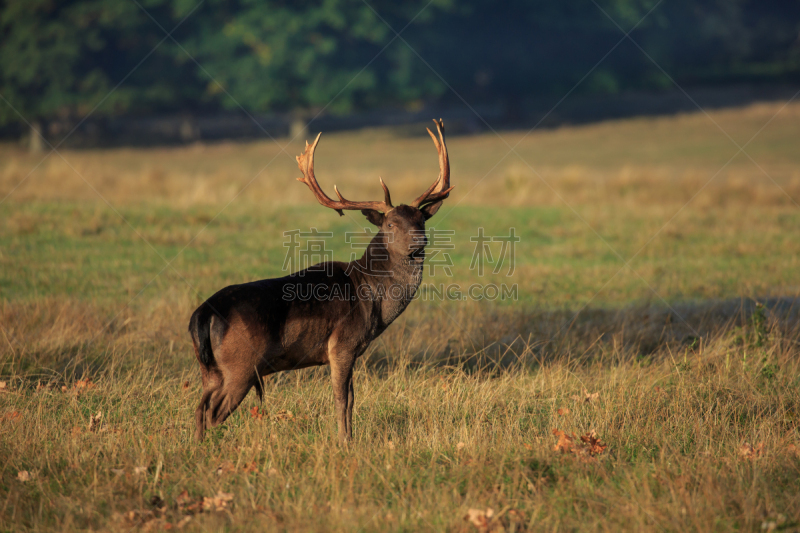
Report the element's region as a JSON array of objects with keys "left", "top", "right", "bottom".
[{"left": 189, "top": 119, "right": 452, "bottom": 442}]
